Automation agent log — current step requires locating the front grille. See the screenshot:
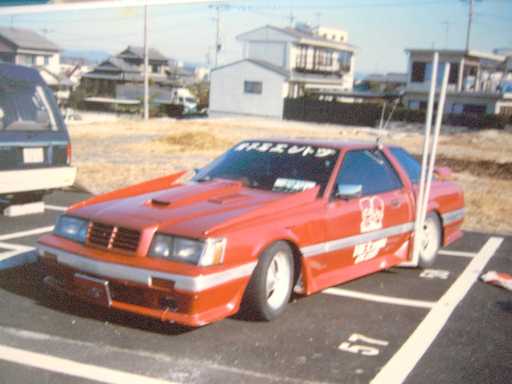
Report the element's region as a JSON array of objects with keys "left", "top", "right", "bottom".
[
  {"left": 87, "top": 222, "right": 140, "bottom": 253},
  {"left": 112, "top": 227, "right": 141, "bottom": 252},
  {"left": 88, "top": 222, "right": 114, "bottom": 248}
]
